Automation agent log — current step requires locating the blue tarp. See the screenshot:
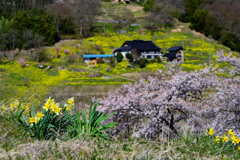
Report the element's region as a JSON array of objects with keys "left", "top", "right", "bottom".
[{"left": 83, "top": 54, "right": 114, "bottom": 59}]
